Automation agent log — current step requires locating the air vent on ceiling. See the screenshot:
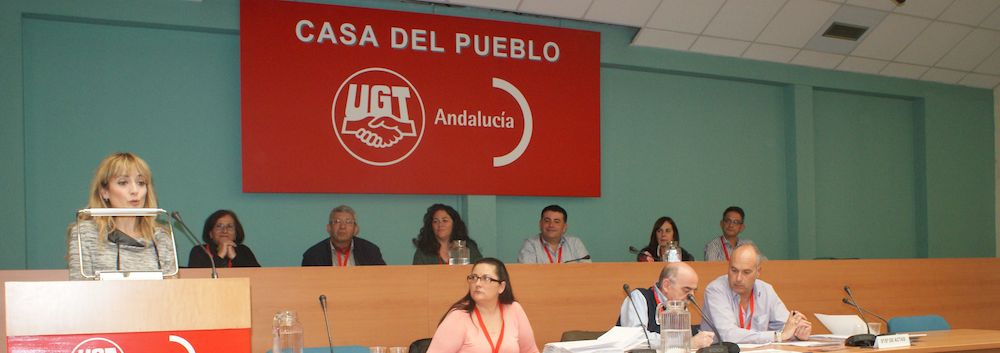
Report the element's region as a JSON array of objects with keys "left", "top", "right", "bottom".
[{"left": 822, "top": 22, "right": 869, "bottom": 41}]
